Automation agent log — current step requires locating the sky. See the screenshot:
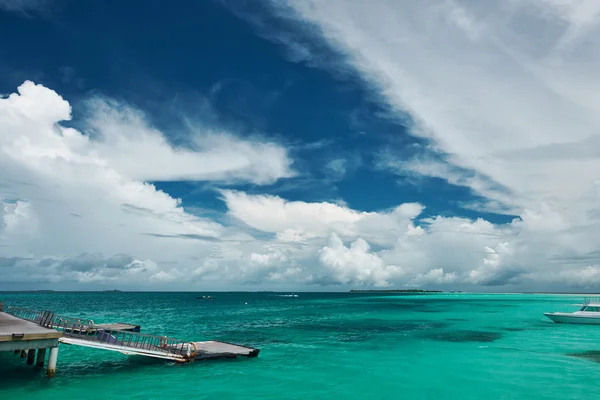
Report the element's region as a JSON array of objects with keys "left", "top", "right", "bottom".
[{"left": 1, "top": 0, "right": 600, "bottom": 291}]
